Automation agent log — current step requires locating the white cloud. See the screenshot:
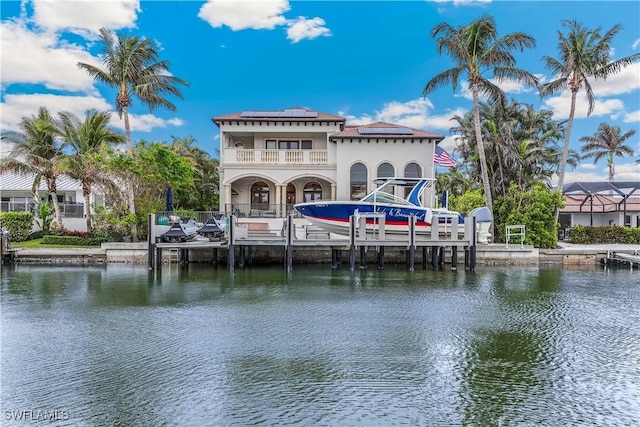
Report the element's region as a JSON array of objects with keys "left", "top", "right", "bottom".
[
  {"left": 428, "top": 0, "right": 491, "bottom": 5},
  {"left": 438, "top": 136, "right": 459, "bottom": 153},
  {"left": 199, "top": 0, "right": 331, "bottom": 43},
  {"left": 0, "top": 93, "right": 112, "bottom": 131},
  {"left": 198, "top": 0, "right": 289, "bottom": 31},
  {"left": 452, "top": 0, "right": 491, "bottom": 5},
  {"left": 621, "top": 110, "right": 640, "bottom": 123},
  {"left": 632, "top": 39, "right": 640, "bottom": 50},
  {"left": 286, "top": 17, "right": 331, "bottom": 43},
  {"left": 592, "top": 63, "right": 640, "bottom": 96},
  {"left": 543, "top": 92, "right": 625, "bottom": 120},
  {"left": 561, "top": 162, "right": 639, "bottom": 183},
  {"left": 340, "top": 98, "right": 467, "bottom": 132},
  {"left": 32, "top": 0, "right": 139, "bottom": 36},
  {"left": 118, "top": 113, "right": 185, "bottom": 133},
  {"left": 0, "top": 19, "right": 101, "bottom": 91},
  {"left": 1, "top": 93, "right": 183, "bottom": 134}
]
